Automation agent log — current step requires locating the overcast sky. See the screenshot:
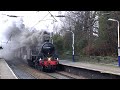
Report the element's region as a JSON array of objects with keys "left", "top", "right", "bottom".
[
  {"left": 0, "top": 11, "right": 64, "bottom": 30},
  {"left": 0, "top": 11, "right": 65, "bottom": 44}
]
